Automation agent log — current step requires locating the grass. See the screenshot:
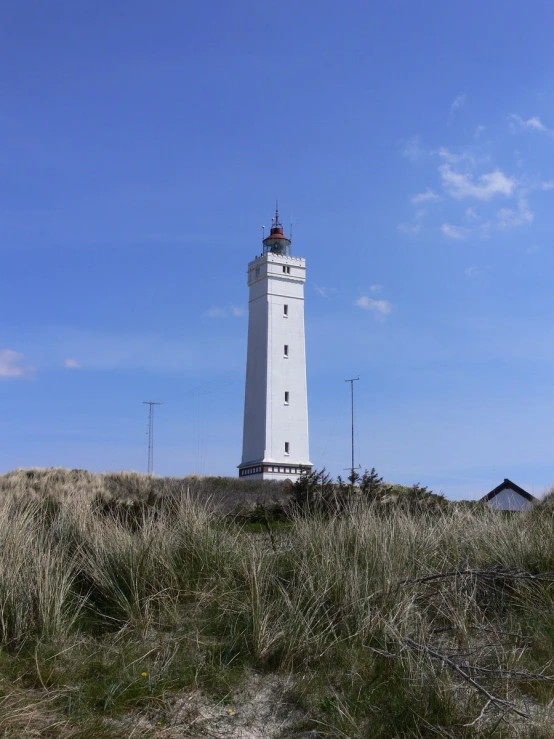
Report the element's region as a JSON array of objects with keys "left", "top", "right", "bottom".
[{"left": 0, "top": 468, "right": 554, "bottom": 736}]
